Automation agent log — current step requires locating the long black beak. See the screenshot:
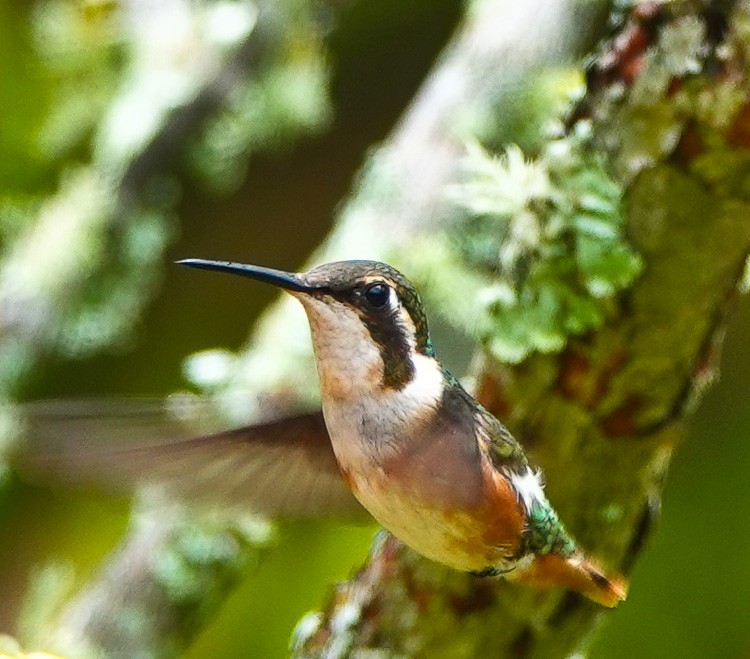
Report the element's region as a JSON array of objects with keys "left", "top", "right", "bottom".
[{"left": 177, "top": 258, "right": 315, "bottom": 293}]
